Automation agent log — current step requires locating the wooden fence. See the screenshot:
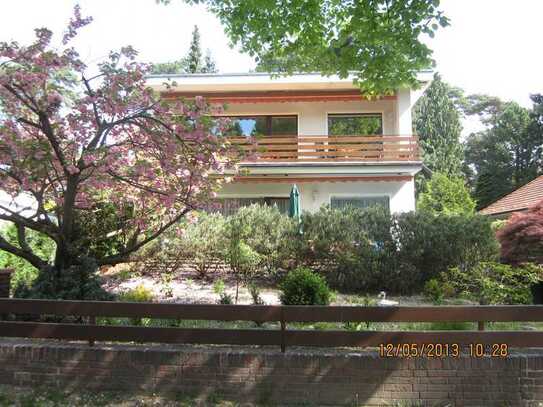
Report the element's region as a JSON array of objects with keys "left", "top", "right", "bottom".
[{"left": 1, "top": 298, "right": 542, "bottom": 352}]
